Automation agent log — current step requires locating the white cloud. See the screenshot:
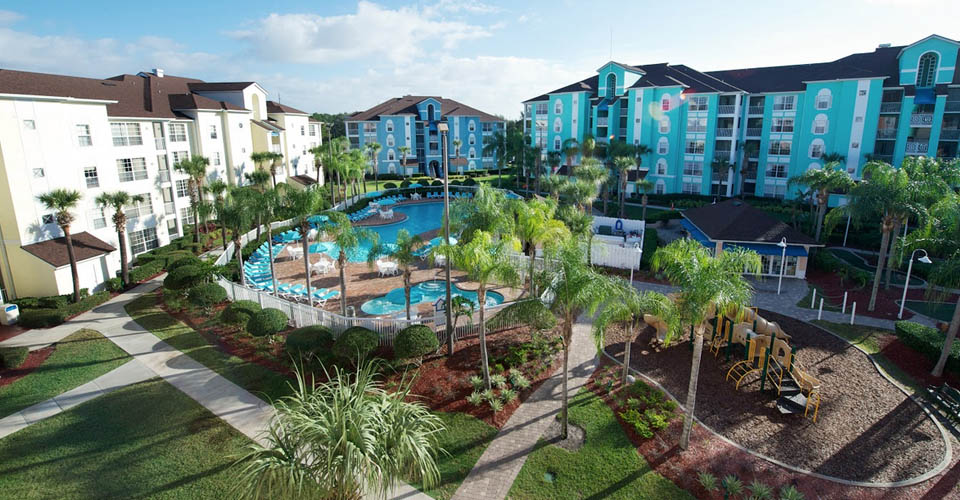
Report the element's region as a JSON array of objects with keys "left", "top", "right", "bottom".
[
  {"left": 228, "top": 1, "right": 493, "bottom": 65},
  {"left": 427, "top": 0, "right": 501, "bottom": 15},
  {"left": 0, "top": 10, "right": 23, "bottom": 26}
]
